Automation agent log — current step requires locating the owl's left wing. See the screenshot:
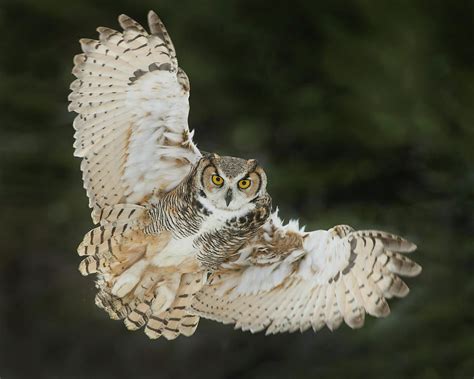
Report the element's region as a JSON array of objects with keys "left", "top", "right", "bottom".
[{"left": 191, "top": 211, "right": 421, "bottom": 334}]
